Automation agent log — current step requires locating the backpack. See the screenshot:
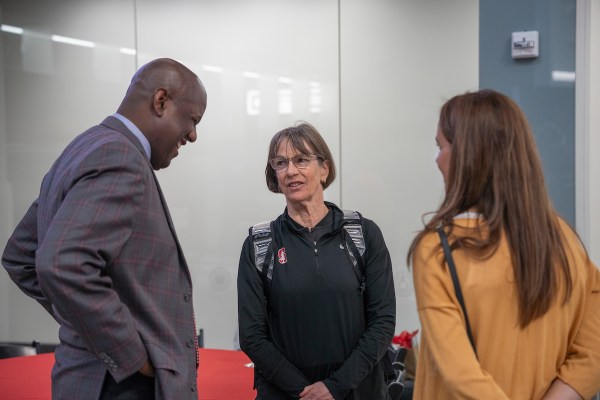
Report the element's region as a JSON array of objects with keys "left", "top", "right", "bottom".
[{"left": 250, "top": 209, "right": 366, "bottom": 305}]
